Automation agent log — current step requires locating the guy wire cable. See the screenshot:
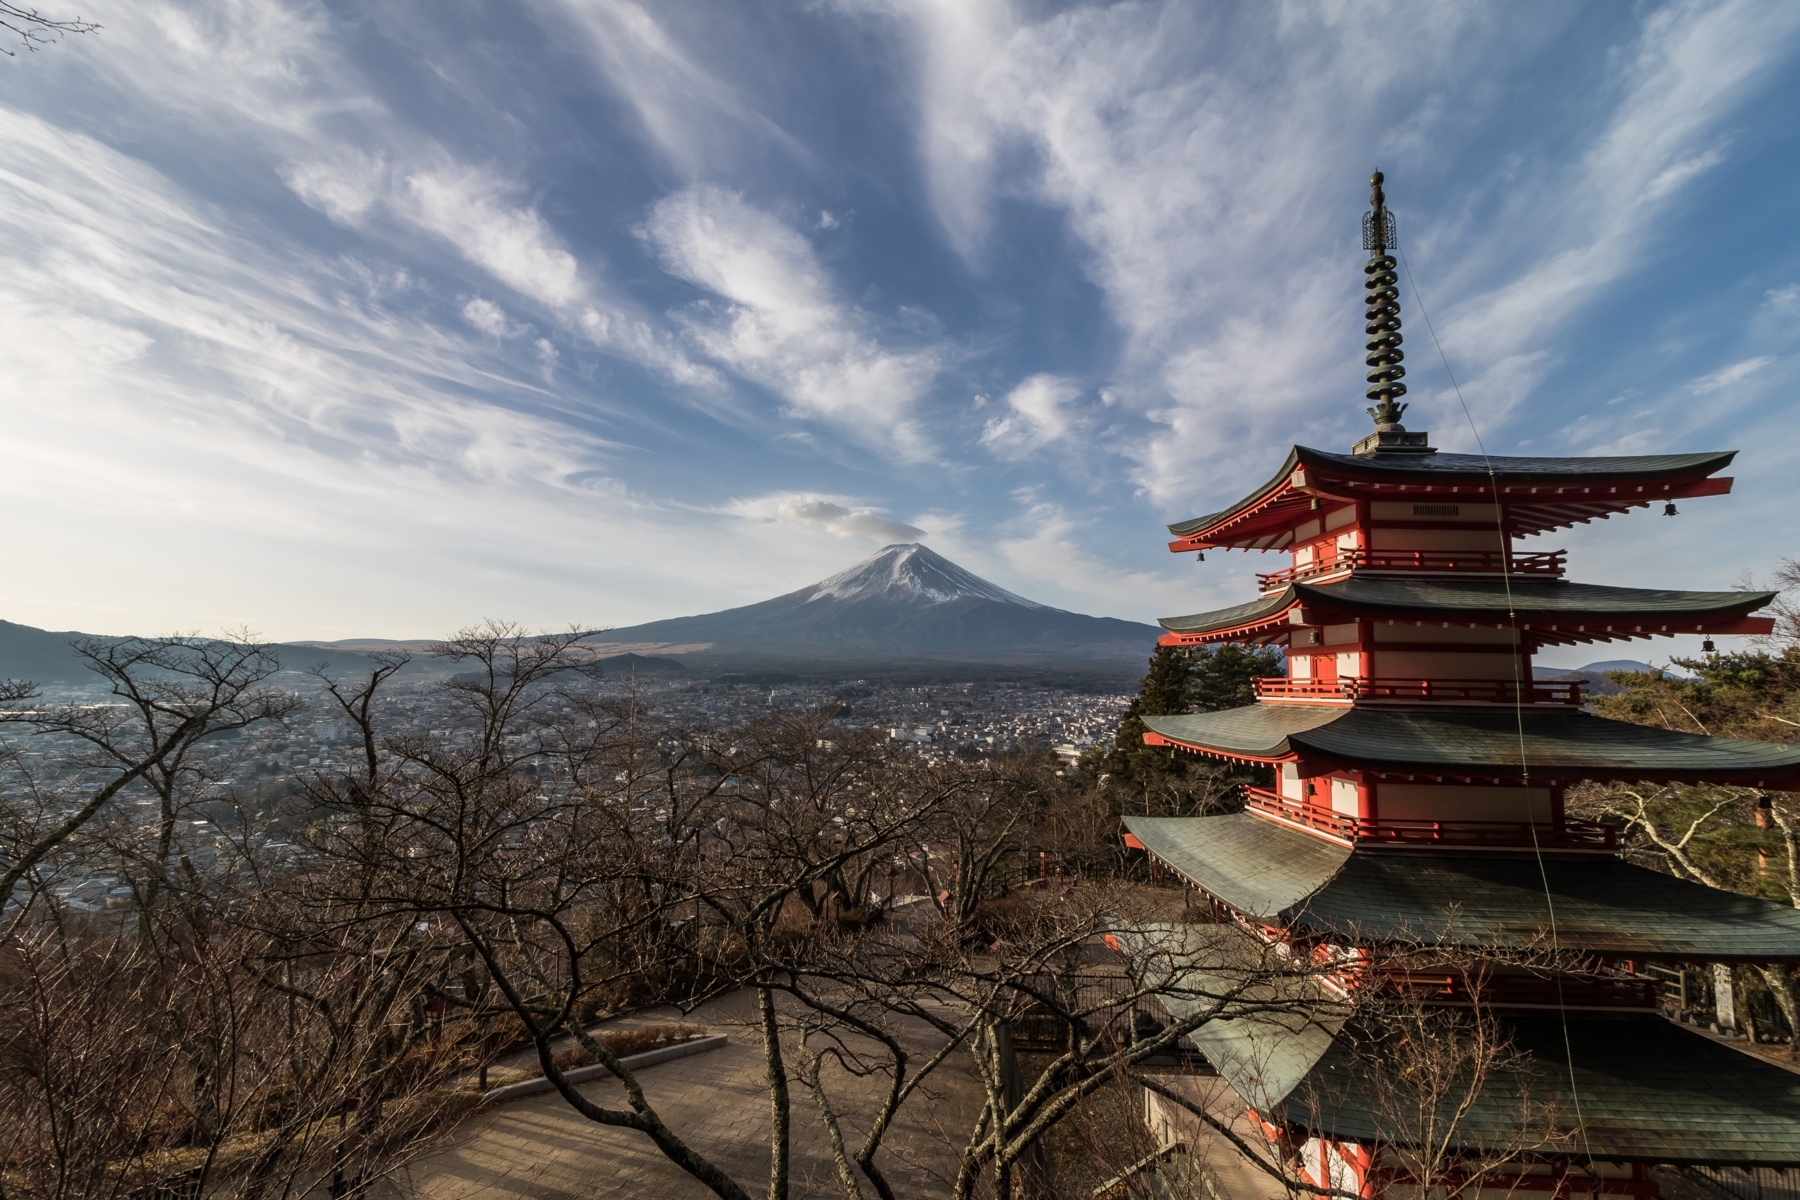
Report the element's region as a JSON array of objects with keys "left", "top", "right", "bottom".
[{"left": 1395, "top": 237, "right": 1599, "bottom": 1175}]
